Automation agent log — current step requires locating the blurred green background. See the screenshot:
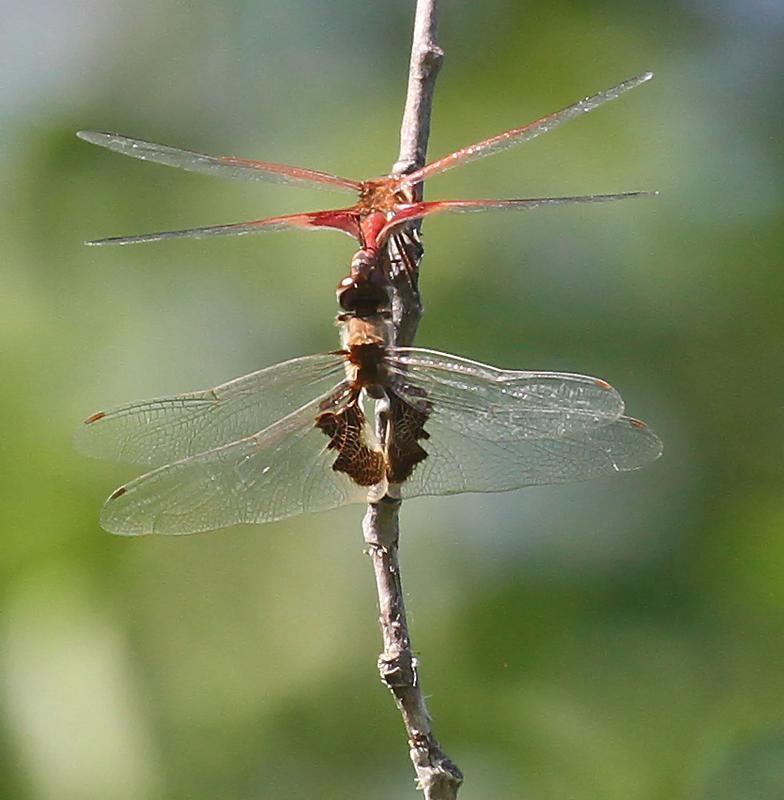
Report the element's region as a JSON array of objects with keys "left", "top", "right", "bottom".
[{"left": 2, "top": 1, "right": 783, "bottom": 798}]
